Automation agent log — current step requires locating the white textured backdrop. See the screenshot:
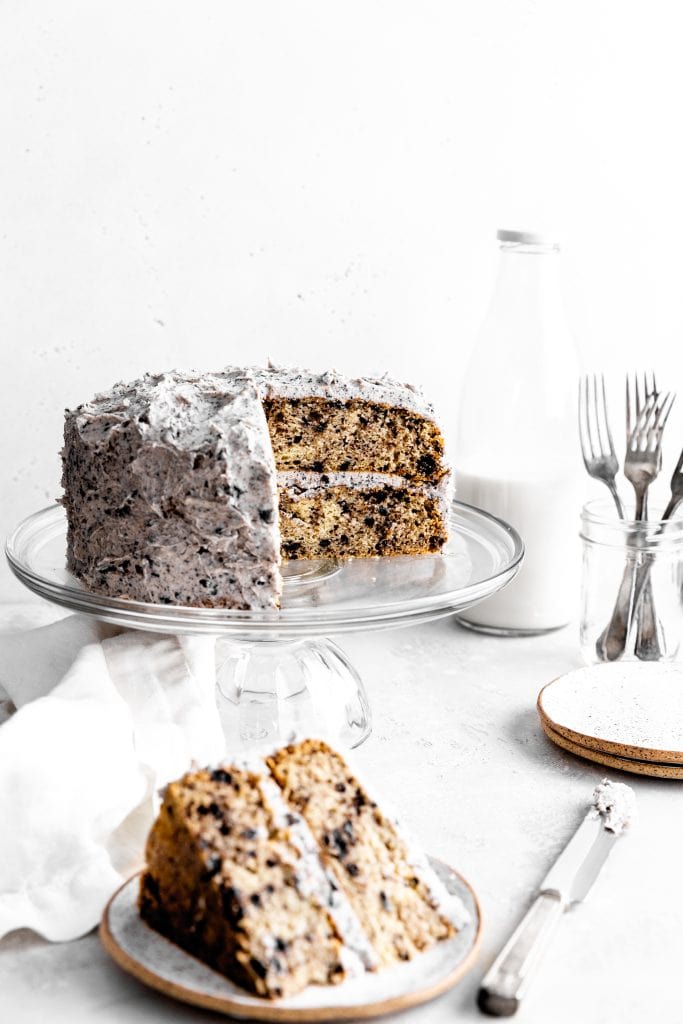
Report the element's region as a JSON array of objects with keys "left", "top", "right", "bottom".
[{"left": 2, "top": 1, "right": 683, "bottom": 599}]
